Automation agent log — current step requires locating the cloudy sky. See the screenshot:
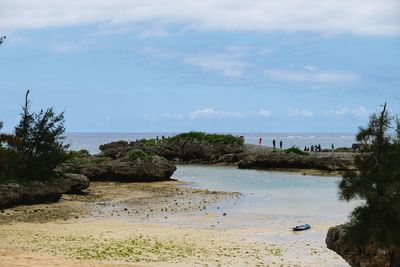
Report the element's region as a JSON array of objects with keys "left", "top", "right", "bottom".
[{"left": 0, "top": 0, "right": 399, "bottom": 132}]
